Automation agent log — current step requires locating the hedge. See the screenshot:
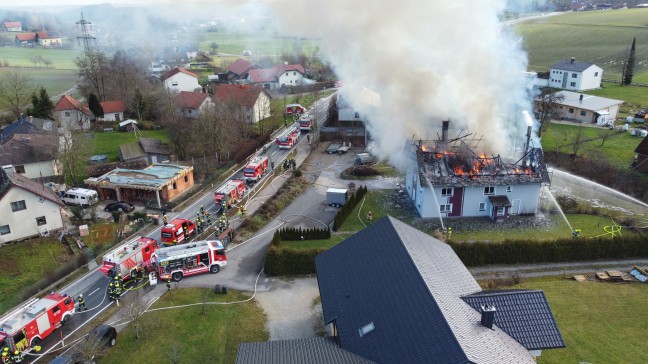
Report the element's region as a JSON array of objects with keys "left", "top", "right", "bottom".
[
  {"left": 277, "top": 227, "right": 331, "bottom": 241},
  {"left": 450, "top": 235, "right": 648, "bottom": 267},
  {"left": 264, "top": 245, "right": 325, "bottom": 276},
  {"left": 332, "top": 185, "right": 368, "bottom": 231}
]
